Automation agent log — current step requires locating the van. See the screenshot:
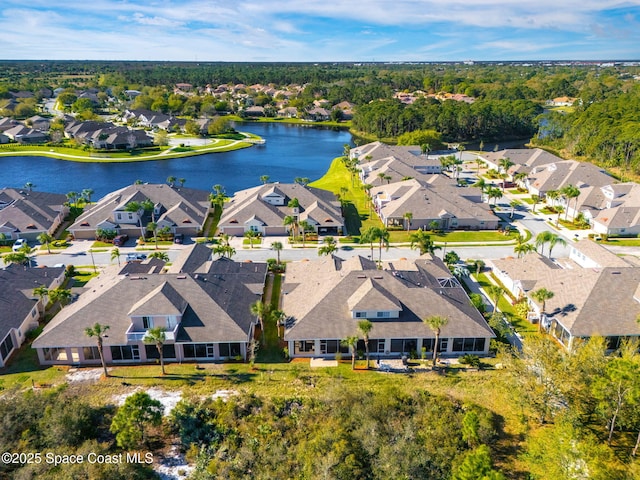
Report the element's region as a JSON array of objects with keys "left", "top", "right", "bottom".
[{"left": 12, "top": 238, "right": 27, "bottom": 251}]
